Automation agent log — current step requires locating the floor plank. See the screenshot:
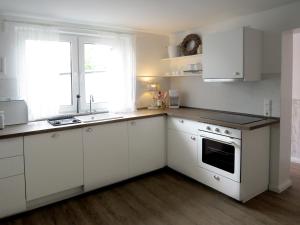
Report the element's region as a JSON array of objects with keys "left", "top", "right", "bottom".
[{"left": 1, "top": 164, "right": 300, "bottom": 225}]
